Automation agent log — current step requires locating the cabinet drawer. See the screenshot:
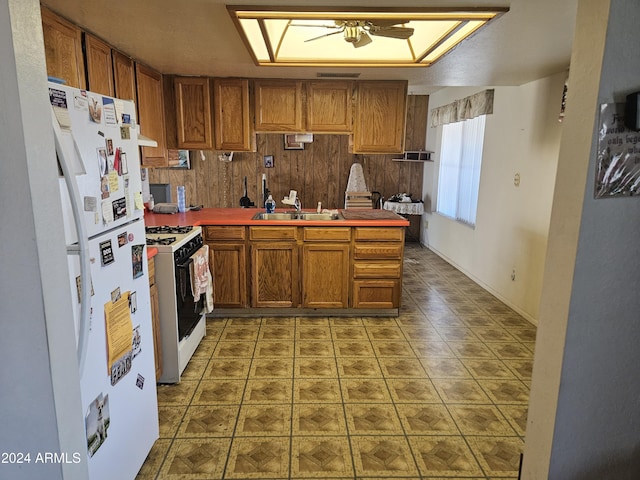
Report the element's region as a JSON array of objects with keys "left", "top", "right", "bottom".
[
  {"left": 352, "top": 279, "right": 400, "bottom": 309},
  {"left": 204, "top": 225, "right": 246, "bottom": 241},
  {"left": 250, "top": 226, "right": 298, "bottom": 241},
  {"left": 147, "top": 257, "right": 155, "bottom": 287},
  {"left": 354, "top": 227, "right": 404, "bottom": 242},
  {"left": 303, "top": 227, "right": 351, "bottom": 242},
  {"left": 353, "top": 262, "right": 401, "bottom": 278},
  {"left": 354, "top": 244, "right": 403, "bottom": 260}
]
